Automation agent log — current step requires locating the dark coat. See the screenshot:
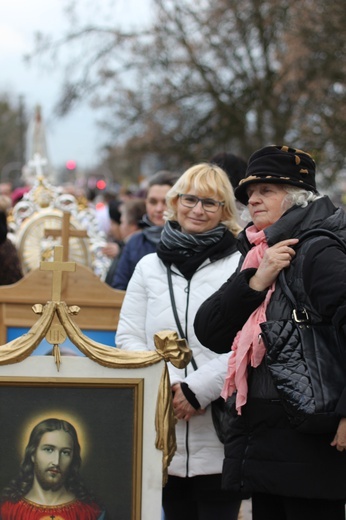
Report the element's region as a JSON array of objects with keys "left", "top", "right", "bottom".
[
  {"left": 0, "top": 239, "right": 23, "bottom": 286},
  {"left": 110, "top": 226, "right": 161, "bottom": 290},
  {"left": 104, "top": 241, "right": 124, "bottom": 286},
  {"left": 194, "top": 196, "right": 346, "bottom": 500}
]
